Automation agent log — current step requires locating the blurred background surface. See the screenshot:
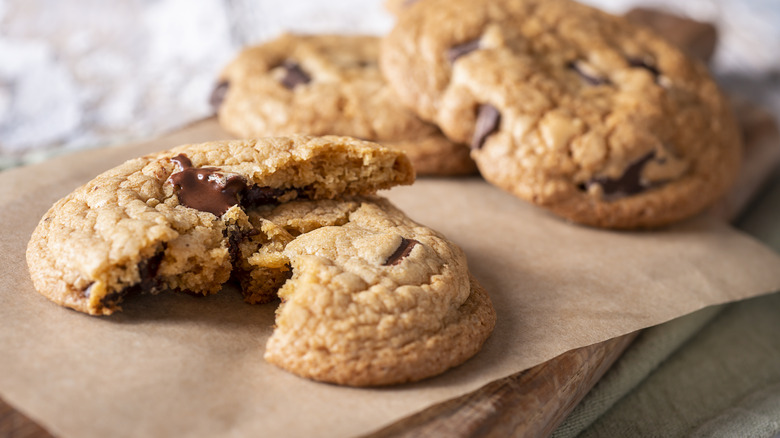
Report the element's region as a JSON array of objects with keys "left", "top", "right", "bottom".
[{"left": 0, "top": 0, "right": 778, "bottom": 168}]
